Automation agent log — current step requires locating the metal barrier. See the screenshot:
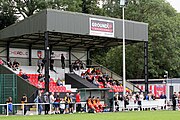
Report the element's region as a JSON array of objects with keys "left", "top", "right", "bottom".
[
  {"left": 0, "top": 100, "right": 176, "bottom": 116},
  {"left": 113, "top": 99, "right": 167, "bottom": 111}
]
